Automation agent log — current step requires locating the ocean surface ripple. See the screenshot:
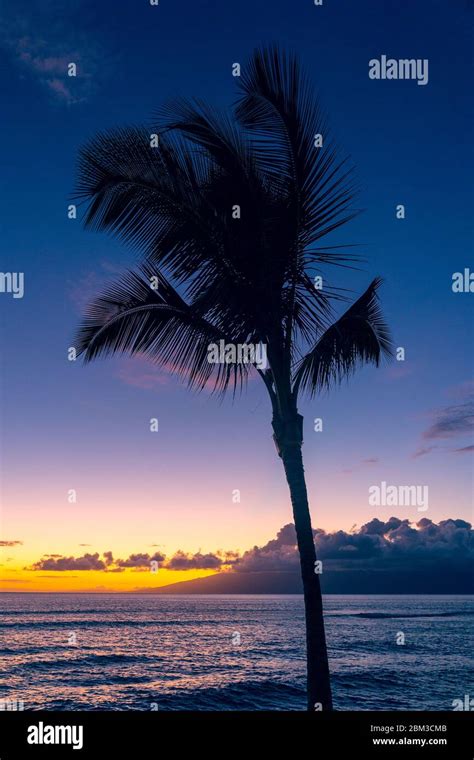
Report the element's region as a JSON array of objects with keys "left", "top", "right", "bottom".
[{"left": 1, "top": 594, "right": 472, "bottom": 711}]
